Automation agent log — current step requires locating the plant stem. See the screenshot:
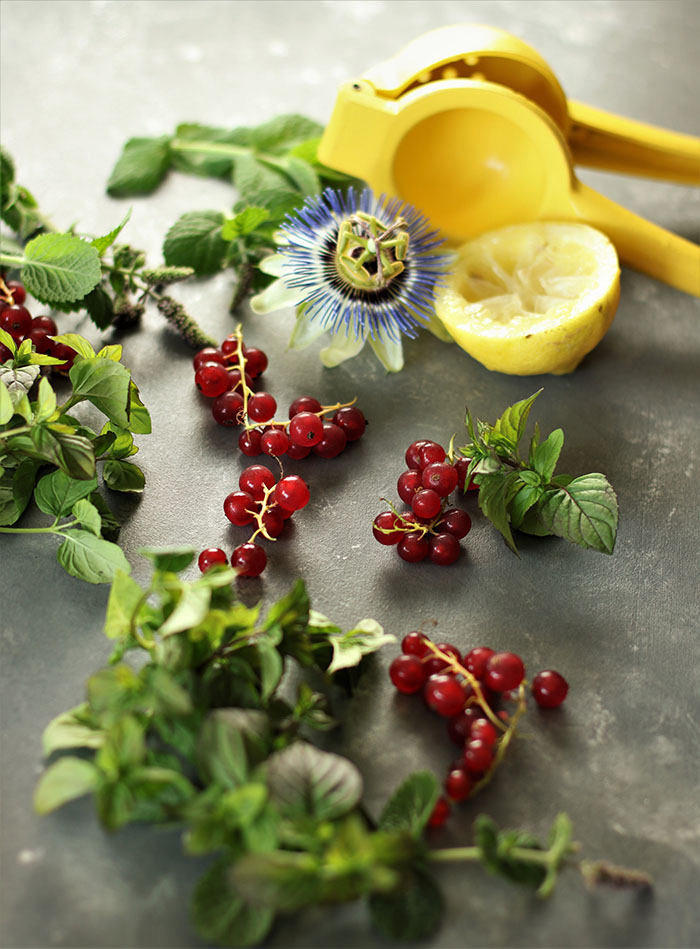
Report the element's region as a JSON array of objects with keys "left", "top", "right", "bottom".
[
  {"left": 0, "top": 424, "right": 32, "bottom": 439},
  {"left": 0, "top": 253, "right": 25, "bottom": 269},
  {"left": 427, "top": 846, "right": 480, "bottom": 863}
]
